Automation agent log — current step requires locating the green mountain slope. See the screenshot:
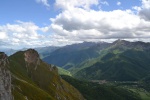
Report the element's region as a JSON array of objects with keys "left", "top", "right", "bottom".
[
  {"left": 43, "top": 42, "right": 110, "bottom": 70},
  {"left": 43, "top": 40, "right": 150, "bottom": 75},
  {"left": 58, "top": 67, "right": 72, "bottom": 76},
  {"left": 74, "top": 49, "right": 150, "bottom": 81},
  {"left": 8, "top": 49, "right": 84, "bottom": 100}
]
